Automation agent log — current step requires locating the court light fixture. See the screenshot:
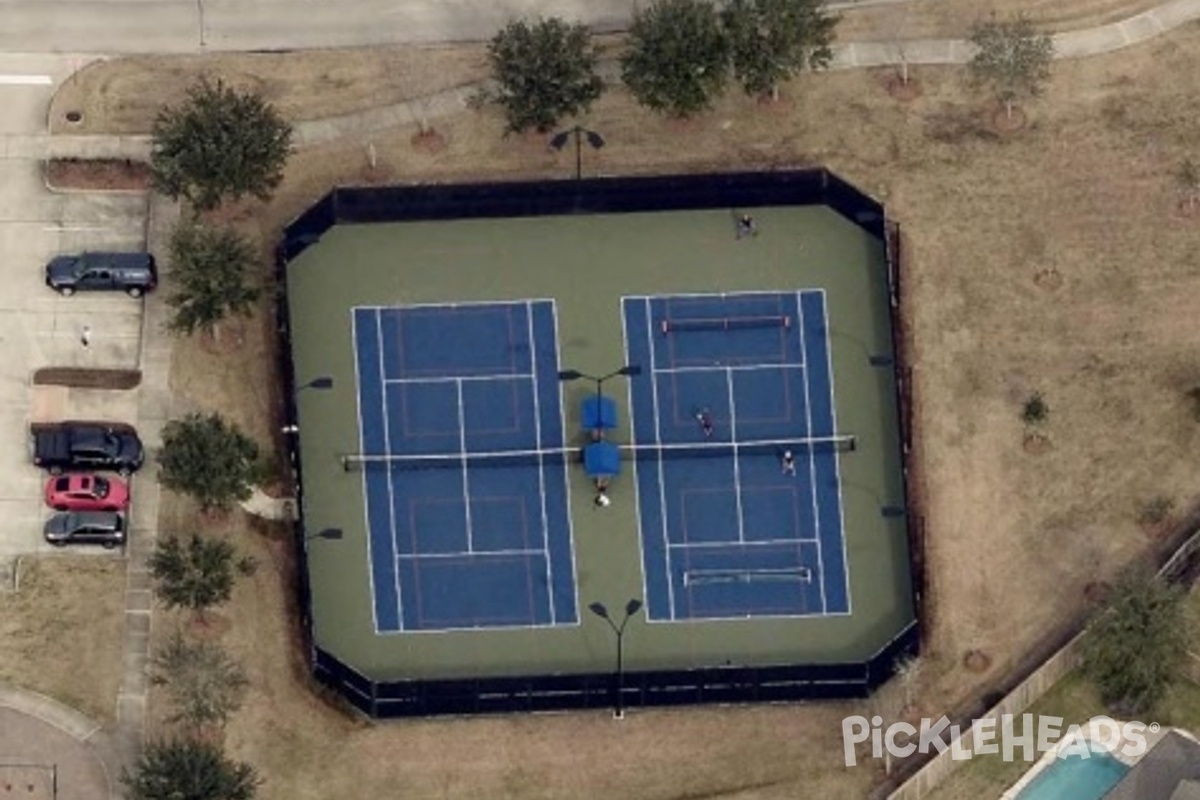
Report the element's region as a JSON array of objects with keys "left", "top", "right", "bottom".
[
  {"left": 297, "top": 376, "right": 334, "bottom": 392},
  {"left": 550, "top": 125, "right": 605, "bottom": 181},
  {"left": 589, "top": 598, "right": 643, "bottom": 719},
  {"left": 307, "top": 528, "right": 344, "bottom": 542}
]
